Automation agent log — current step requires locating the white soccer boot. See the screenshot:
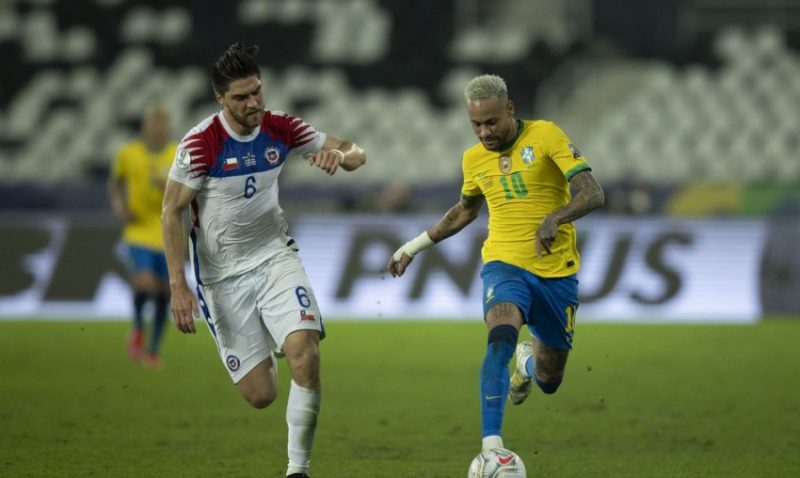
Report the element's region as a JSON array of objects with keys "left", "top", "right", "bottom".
[{"left": 508, "top": 341, "right": 534, "bottom": 405}]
